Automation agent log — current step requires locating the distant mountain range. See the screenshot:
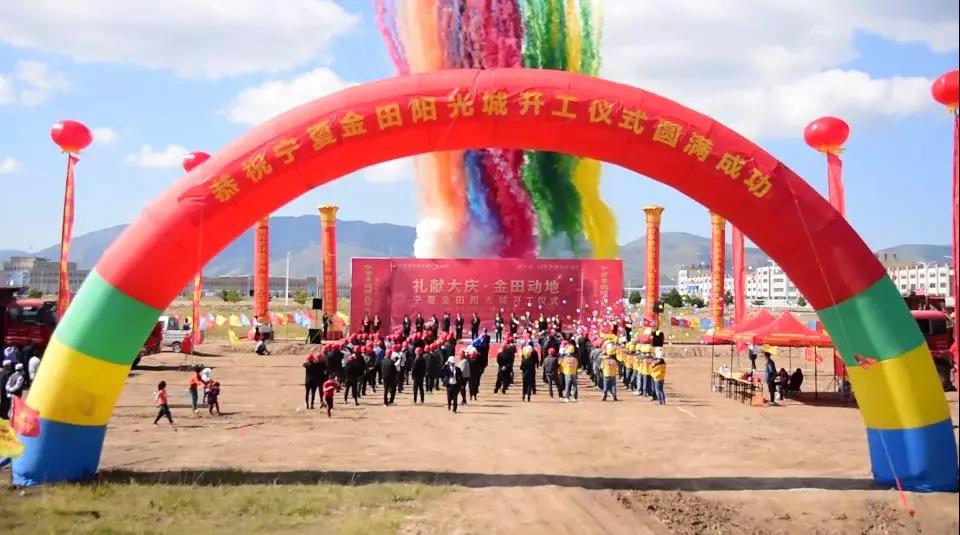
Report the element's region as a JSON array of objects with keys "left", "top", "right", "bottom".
[{"left": 1, "top": 216, "right": 950, "bottom": 285}]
